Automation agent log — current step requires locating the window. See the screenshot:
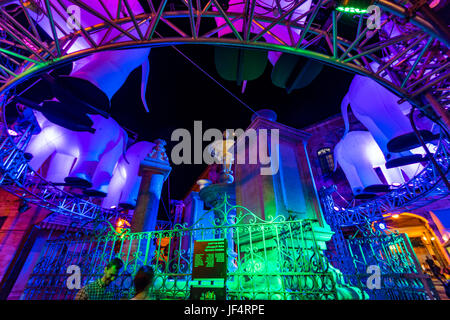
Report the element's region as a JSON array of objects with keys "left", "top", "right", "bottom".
[{"left": 317, "top": 147, "right": 334, "bottom": 176}]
